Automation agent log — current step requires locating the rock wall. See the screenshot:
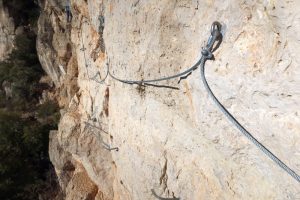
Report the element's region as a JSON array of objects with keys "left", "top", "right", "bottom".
[
  {"left": 0, "top": 0, "right": 15, "bottom": 61},
  {"left": 39, "top": 0, "right": 300, "bottom": 199}
]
